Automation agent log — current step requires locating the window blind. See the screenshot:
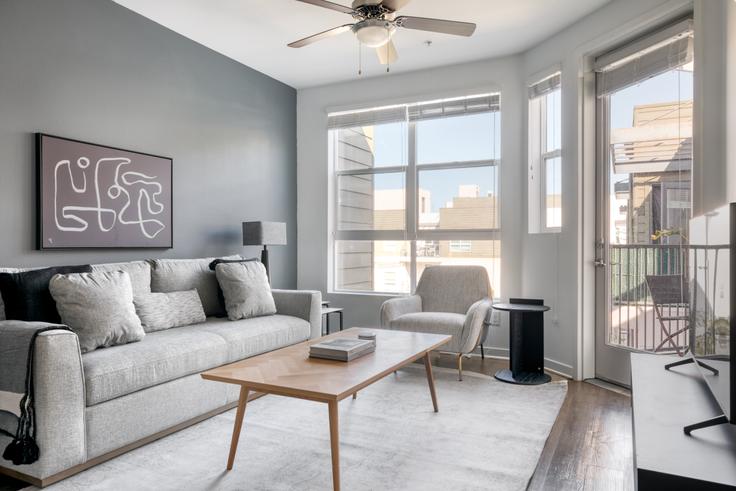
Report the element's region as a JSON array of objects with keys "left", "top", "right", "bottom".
[
  {"left": 595, "top": 17, "right": 693, "bottom": 97},
  {"left": 408, "top": 94, "right": 500, "bottom": 122},
  {"left": 528, "top": 72, "right": 561, "bottom": 100},
  {"left": 327, "top": 105, "right": 407, "bottom": 130}
]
